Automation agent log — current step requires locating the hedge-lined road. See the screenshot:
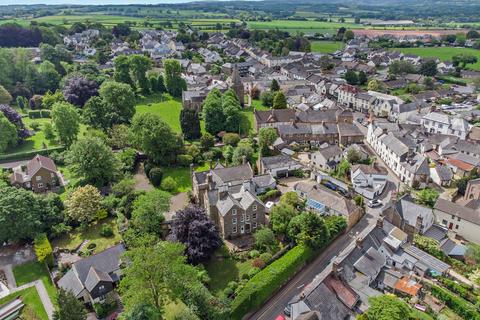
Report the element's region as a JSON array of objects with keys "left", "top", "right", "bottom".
[{"left": 247, "top": 202, "right": 385, "bottom": 320}]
